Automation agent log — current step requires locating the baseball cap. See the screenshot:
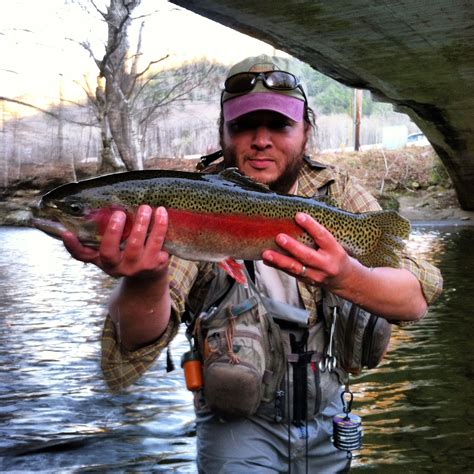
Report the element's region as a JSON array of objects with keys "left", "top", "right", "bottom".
[{"left": 221, "top": 54, "right": 307, "bottom": 122}]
